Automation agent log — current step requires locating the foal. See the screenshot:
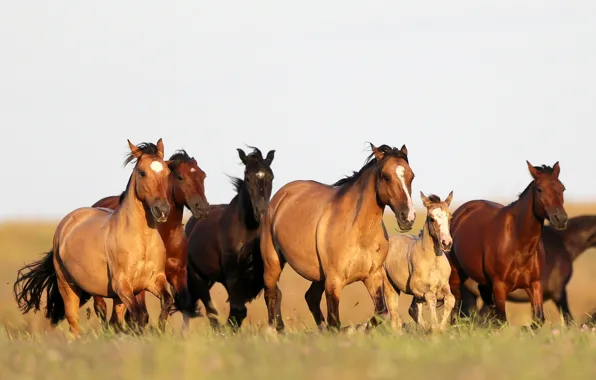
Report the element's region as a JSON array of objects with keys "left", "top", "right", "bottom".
[{"left": 383, "top": 192, "right": 455, "bottom": 332}]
